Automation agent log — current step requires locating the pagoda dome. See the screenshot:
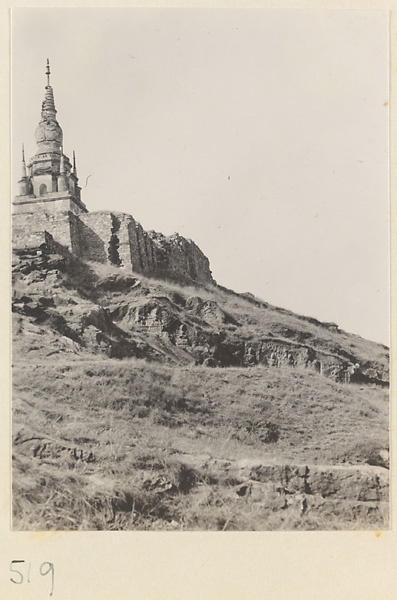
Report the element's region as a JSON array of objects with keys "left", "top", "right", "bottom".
[
  {"left": 35, "top": 118, "right": 63, "bottom": 147},
  {"left": 34, "top": 84, "right": 63, "bottom": 150}
]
